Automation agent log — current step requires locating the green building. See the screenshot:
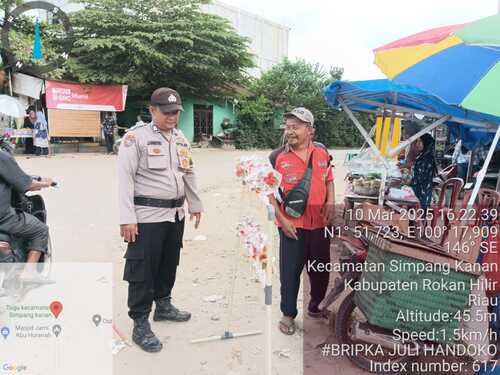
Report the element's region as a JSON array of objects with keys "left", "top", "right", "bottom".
[
  {"left": 117, "top": 95, "right": 237, "bottom": 142},
  {"left": 177, "top": 96, "right": 237, "bottom": 141}
]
